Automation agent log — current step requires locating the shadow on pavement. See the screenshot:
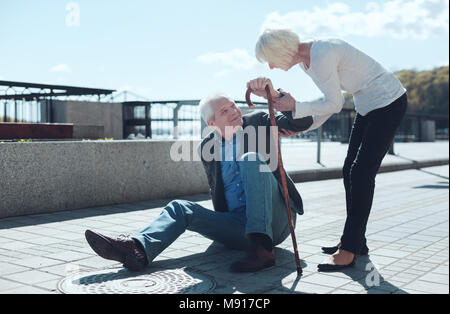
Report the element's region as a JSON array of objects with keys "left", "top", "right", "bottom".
[
  {"left": 0, "top": 193, "right": 211, "bottom": 230},
  {"left": 413, "top": 184, "right": 449, "bottom": 189},
  {"left": 68, "top": 241, "right": 407, "bottom": 294}
]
